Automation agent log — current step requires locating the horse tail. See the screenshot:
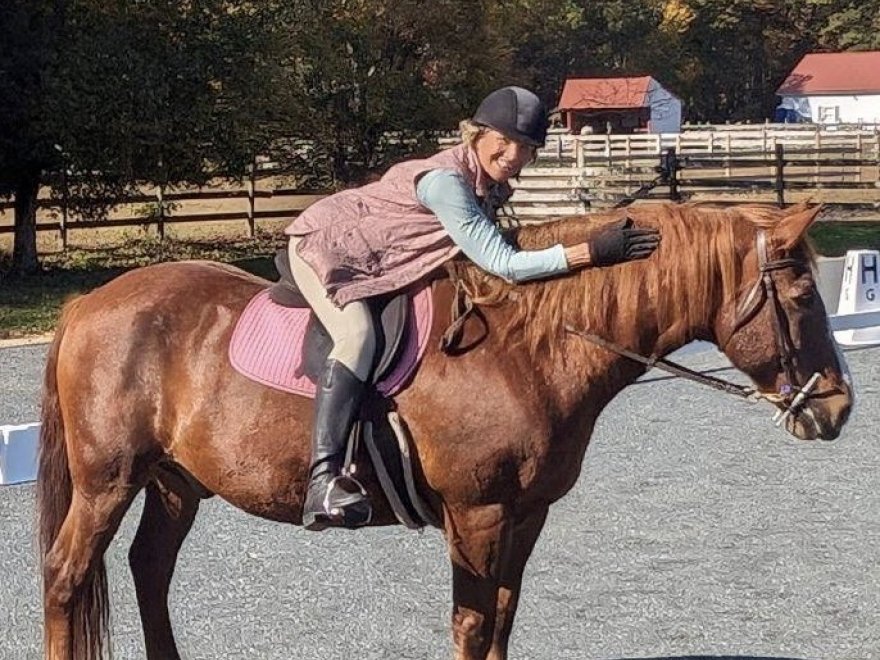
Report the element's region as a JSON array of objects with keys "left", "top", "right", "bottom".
[
  {"left": 38, "top": 296, "right": 76, "bottom": 561},
  {"left": 38, "top": 295, "right": 110, "bottom": 660}
]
